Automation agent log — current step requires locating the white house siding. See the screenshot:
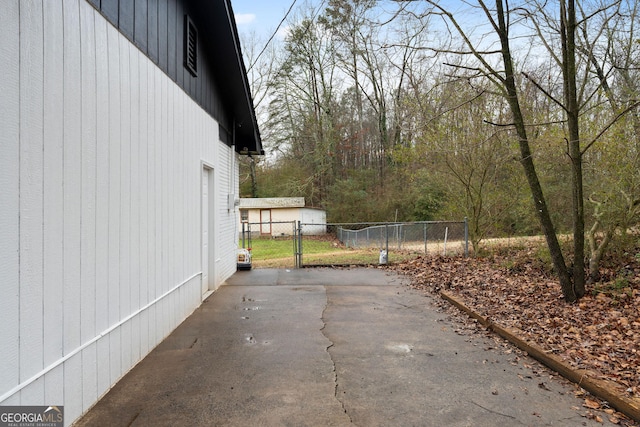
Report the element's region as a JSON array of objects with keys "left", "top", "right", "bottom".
[
  {"left": 0, "top": 1, "right": 238, "bottom": 425},
  {"left": 216, "top": 145, "right": 240, "bottom": 285}
]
